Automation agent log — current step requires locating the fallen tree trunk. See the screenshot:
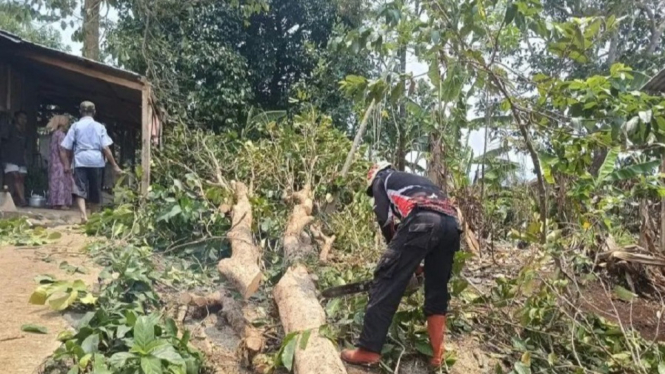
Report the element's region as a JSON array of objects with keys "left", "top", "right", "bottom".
[
  {"left": 218, "top": 181, "right": 262, "bottom": 299},
  {"left": 274, "top": 265, "right": 347, "bottom": 374},
  {"left": 283, "top": 185, "right": 316, "bottom": 263}
]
